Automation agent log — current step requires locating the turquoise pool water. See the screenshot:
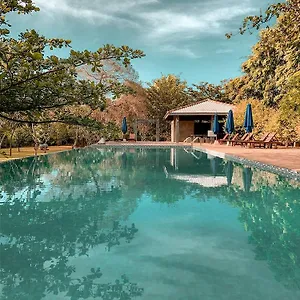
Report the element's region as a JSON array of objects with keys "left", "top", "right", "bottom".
[{"left": 0, "top": 147, "right": 300, "bottom": 300}]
